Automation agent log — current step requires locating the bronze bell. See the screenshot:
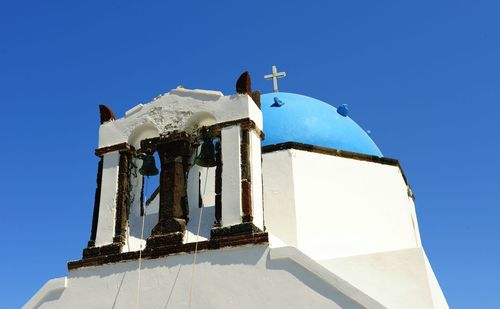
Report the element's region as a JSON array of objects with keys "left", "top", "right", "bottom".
[
  {"left": 195, "top": 133, "right": 217, "bottom": 167},
  {"left": 139, "top": 150, "right": 159, "bottom": 176}
]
